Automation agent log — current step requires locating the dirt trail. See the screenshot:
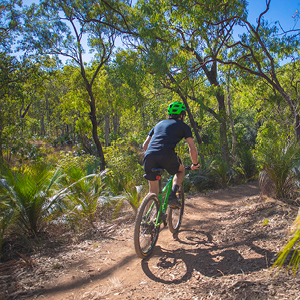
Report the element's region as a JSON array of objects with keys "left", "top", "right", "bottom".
[{"left": 3, "top": 181, "right": 300, "bottom": 299}]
